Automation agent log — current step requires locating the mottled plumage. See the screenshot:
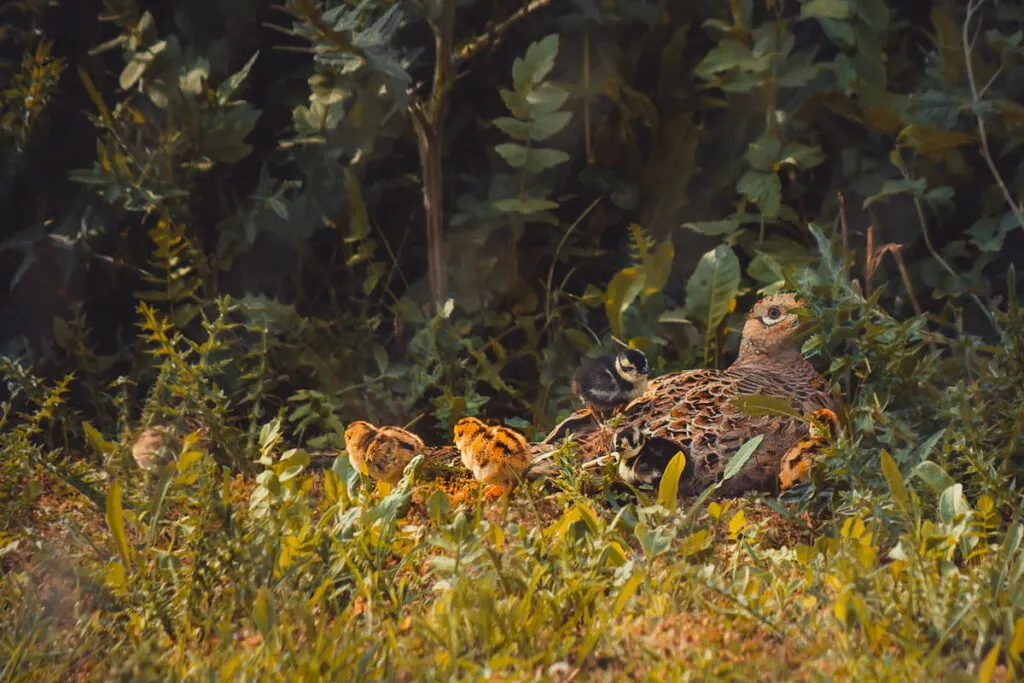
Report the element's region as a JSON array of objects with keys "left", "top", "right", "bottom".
[
  {"left": 607, "top": 293, "right": 840, "bottom": 494},
  {"left": 344, "top": 421, "right": 425, "bottom": 484}
]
